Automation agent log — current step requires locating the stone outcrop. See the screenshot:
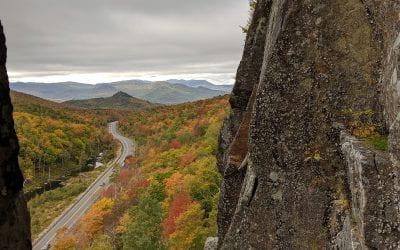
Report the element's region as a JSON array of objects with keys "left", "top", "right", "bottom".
[
  {"left": 333, "top": 132, "right": 400, "bottom": 249},
  {"left": 217, "top": 0, "right": 400, "bottom": 249},
  {"left": 204, "top": 237, "right": 218, "bottom": 250},
  {"left": 0, "top": 21, "right": 31, "bottom": 249}
]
